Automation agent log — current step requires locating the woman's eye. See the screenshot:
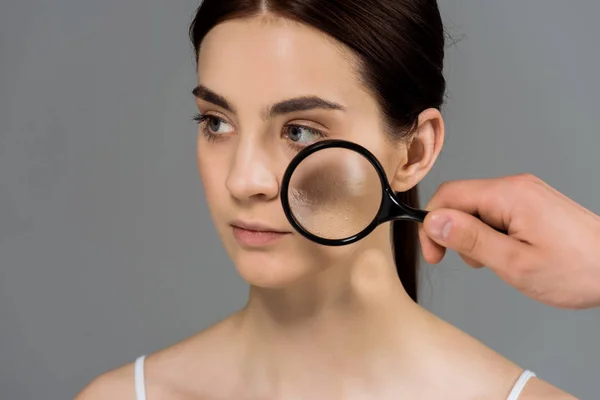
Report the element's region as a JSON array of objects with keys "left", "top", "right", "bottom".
[
  {"left": 207, "top": 117, "right": 233, "bottom": 134},
  {"left": 285, "top": 125, "right": 325, "bottom": 145}
]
